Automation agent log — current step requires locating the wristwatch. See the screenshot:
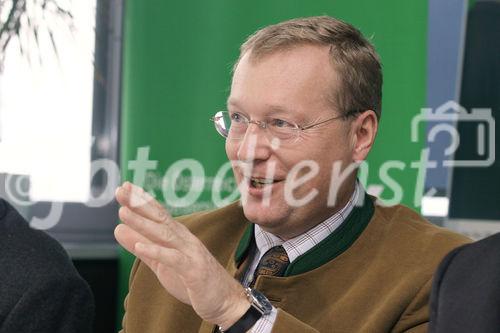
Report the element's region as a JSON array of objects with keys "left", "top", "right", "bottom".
[{"left": 218, "top": 288, "right": 273, "bottom": 333}]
